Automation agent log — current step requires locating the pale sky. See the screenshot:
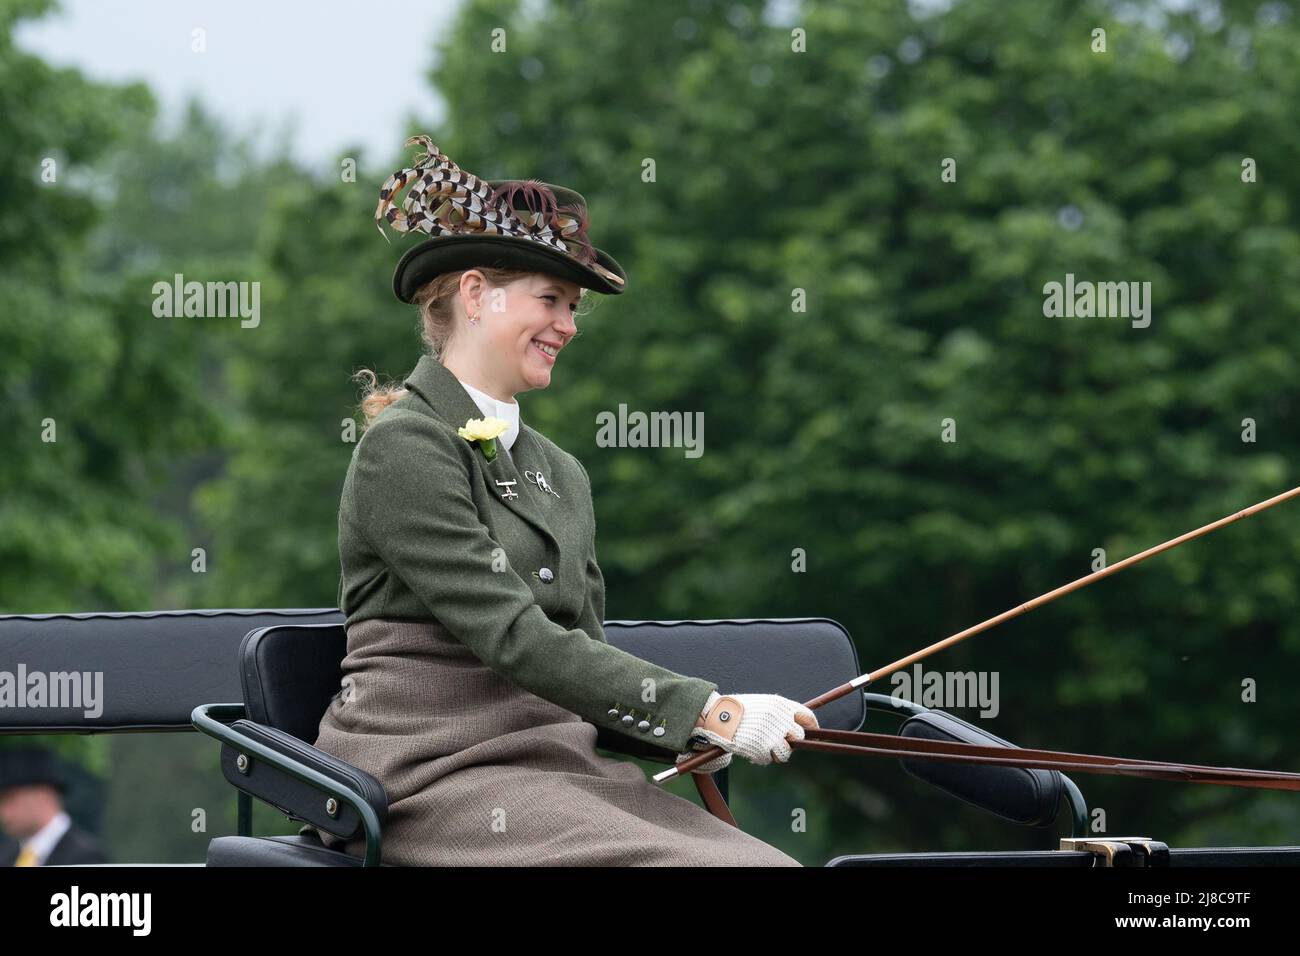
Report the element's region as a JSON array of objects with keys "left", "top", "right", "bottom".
[{"left": 15, "top": 0, "right": 461, "bottom": 165}]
